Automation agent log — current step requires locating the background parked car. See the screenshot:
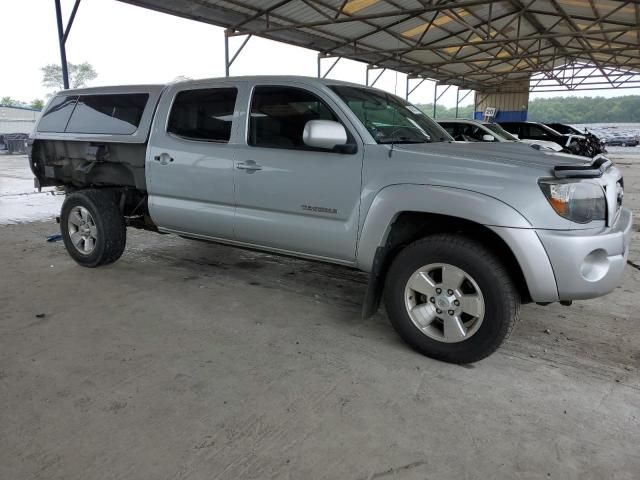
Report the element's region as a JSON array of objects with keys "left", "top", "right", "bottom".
[
  {"left": 545, "top": 122, "right": 607, "bottom": 154},
  {"left": 545, "top": 123, "right": 583, "bottom": 136},
  {"left": 438, "top": 119, "right": 562, "bottom": 151},
  {"left": 604, "top": 133, "right": 639, "bottom": 147},
  {"left": 499, "top": 121, "right": 604, "bottom": 157}
]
